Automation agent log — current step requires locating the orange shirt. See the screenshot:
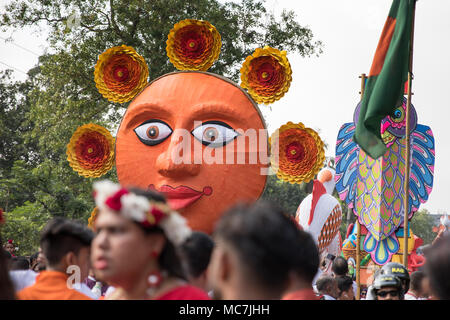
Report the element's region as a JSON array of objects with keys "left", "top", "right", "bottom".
[{"left": 18, "top": 271, "right": 92, "bottom": 300}]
